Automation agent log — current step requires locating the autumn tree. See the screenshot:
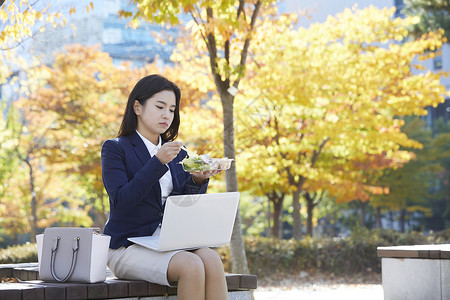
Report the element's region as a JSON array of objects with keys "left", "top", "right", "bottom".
[
  {"left": 119, "top": 0, "right": 284, "bottom": 273},
  {"left": 235, "top": 97, "right": 291, "bottom": 238},
  {"left": 370, "top": 117, "right": 437, "bottom": 231},
  {"left": 0, "top": 89, "right": 94, "bottom": 242},
  {"left": 3, "top": 45, "right": 125, "bottom": 240},
  {"left": 372, "top": 116, "right": 450, "bottom": 231},
  {"left": 0, "top": 78, "right": 56, "bottom": 242},
  {"left": 0, "top": 101, "right": 17, "bottom": 197},
  {"left": 4, "top": 43, "right": 222, "bottom": 242},
  {"left": 241, "top": 6, "right": 449, "bottom": 238},
  {"left": 0, "top": 101, "right": 24, "bottom": 241},
  {"left": 0, "top": 1, "right": 92, "bottom": 84},
  {"left": 1, "top": 0, "right": 88, "bottom": 183},
  {"left": 0, "top": 0, "right": 67, "bottom": 50},
  {"left": 16, "top": 45, "right": 160, "bottom": 229}
]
